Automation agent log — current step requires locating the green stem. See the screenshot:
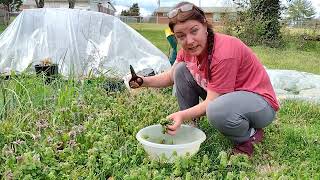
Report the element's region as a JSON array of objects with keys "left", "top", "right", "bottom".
[{"left": 1, "top": 80, "right": 7, "bottom": 120}]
